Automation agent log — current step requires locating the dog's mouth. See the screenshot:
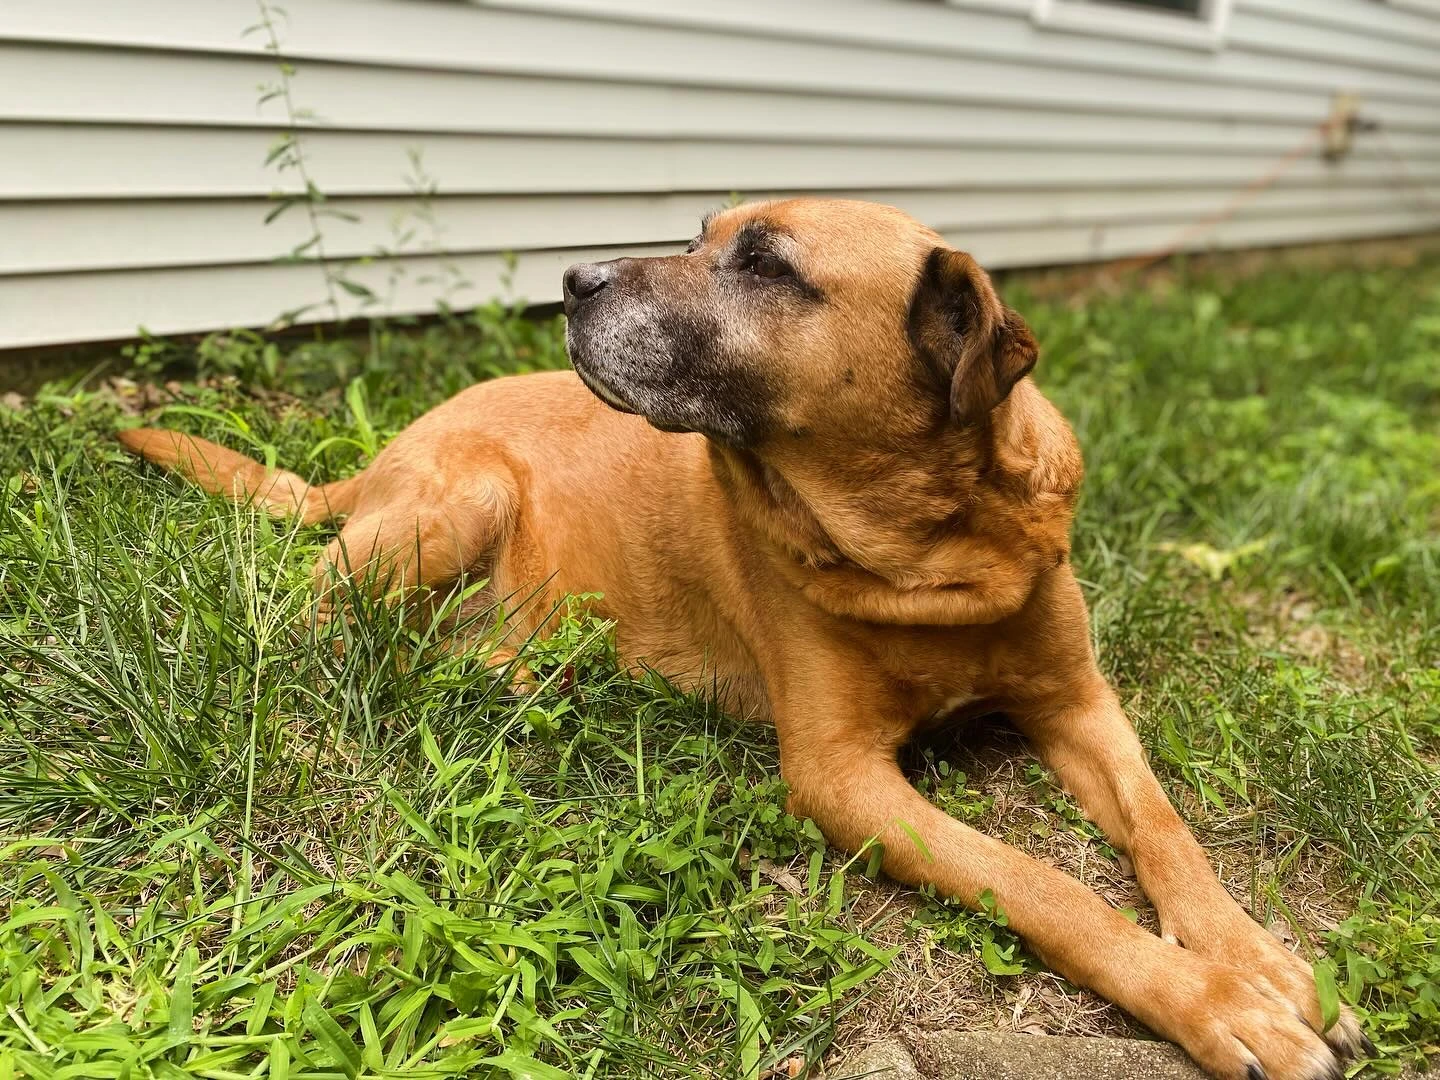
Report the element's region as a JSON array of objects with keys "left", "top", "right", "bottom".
[
  {"left": 566, "top": 311, "right": 752, "bottom": 442},
  {"left": 570, "top": 355, "right": 641, "bottom": 417},
  {"left": 571, "top": 355, "right": 700, "bottom": 436}
]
